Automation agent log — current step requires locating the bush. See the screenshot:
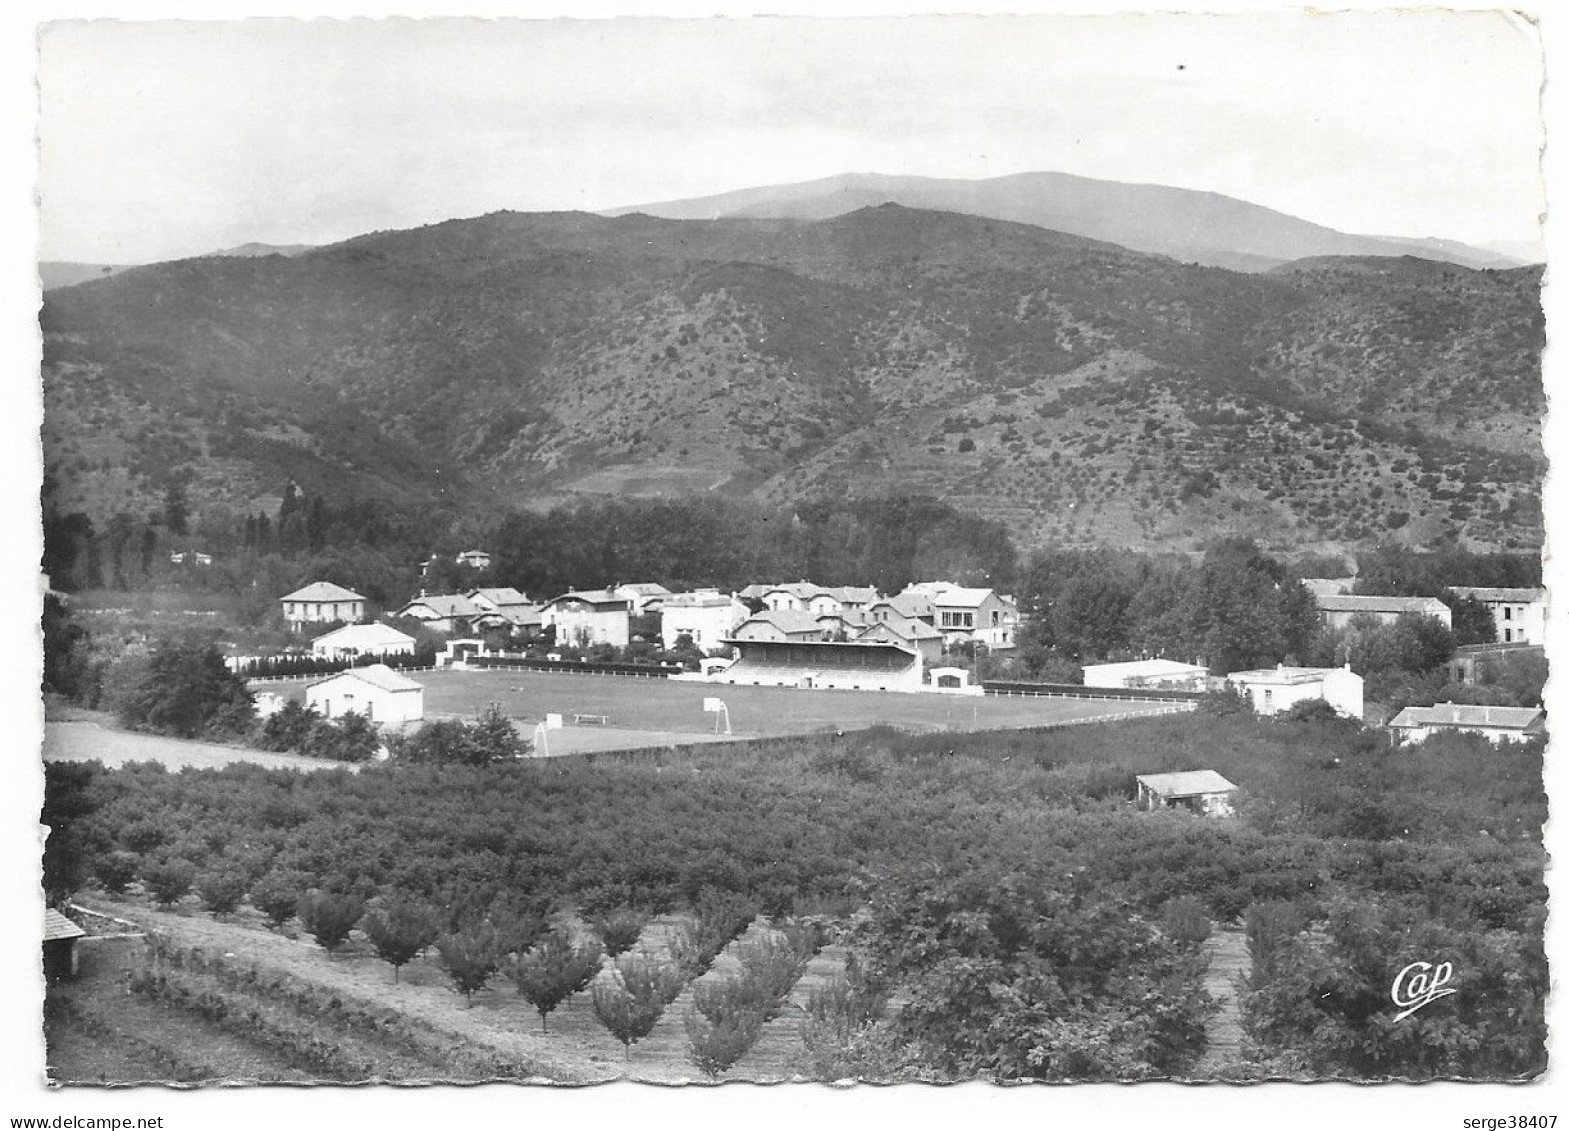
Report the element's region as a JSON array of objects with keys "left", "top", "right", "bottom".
[
  {"left": 195, "top": 868, "right": 248, "bottom": 914},
  {"left": 95, "top": 850, "right": 140, "bottom": 894},
  {"left": 140, "top": 856, "right": 197, "bottom": 907},
  {"left": 249, "top": 870, "right": 306, "bottom": 930},
  {"left": 1160, "top": 895, "right": 1212, "bottom": 946}
]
